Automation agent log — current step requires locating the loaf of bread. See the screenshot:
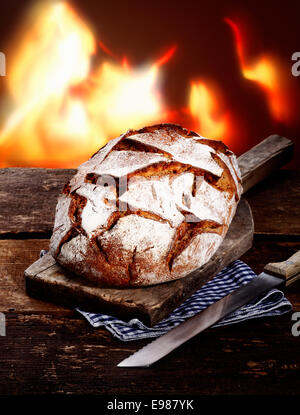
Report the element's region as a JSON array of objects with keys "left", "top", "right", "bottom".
[{"left": 50, "top": 124, "right": 242, "bottom": 287}]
